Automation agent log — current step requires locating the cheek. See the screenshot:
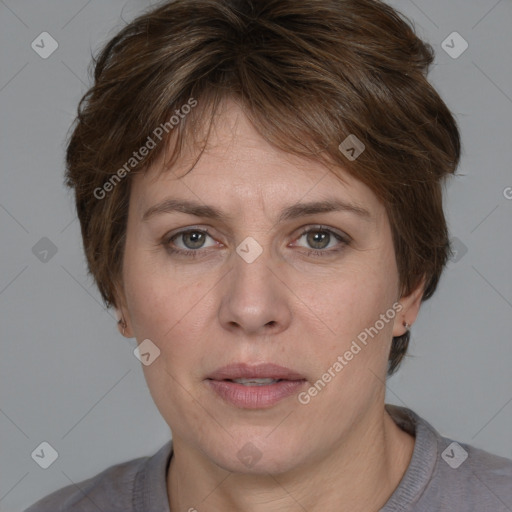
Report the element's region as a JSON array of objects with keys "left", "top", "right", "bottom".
[
  {"left": 122, "top": 248, "right": 221, "bottom": 389},
  {"left": 122, "top": 236, "right": 207, "bottom": 337},
  {"left": 125, "top": 276, "right": 209, "bottom": 364},
  {"left": 303, "top": 262, "right": 397, "bottom": 337},
  {"left": 122, "top": 256, "right": 211, "bottom": 416},
  {"left": 300, "top": 270, "right": 398, "bottom": 409},
  {"left": 298, "top": 252, "right": 399, "bottom": 381}
]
